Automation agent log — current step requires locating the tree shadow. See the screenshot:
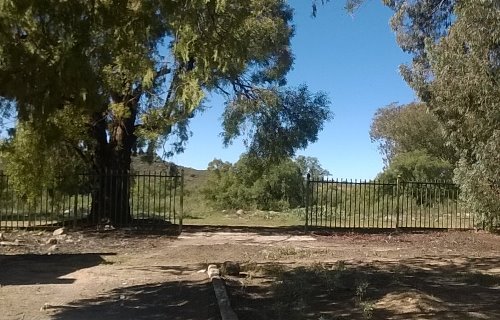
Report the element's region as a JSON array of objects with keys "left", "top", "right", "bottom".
[
  {"left": 227, "top": 256, "right": 500, "bottom": 320},
  {"left": 51, "top": 278, "right": 219, "bottom": 320},
  {"left": 0, "top": 253, "right": 115, "bottom": 285},
  {"left": 180, "top": 224, "right": 463, "bottom": 237}
]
